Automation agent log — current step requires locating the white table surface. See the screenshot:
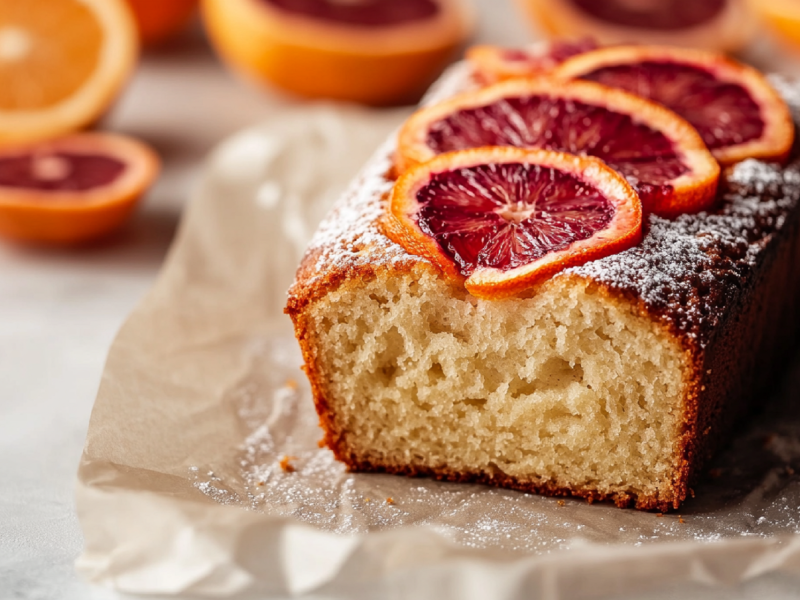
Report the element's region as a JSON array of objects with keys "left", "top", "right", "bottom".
[{"left": 2, "top": 3, "right": 800, "bottom": 599}]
